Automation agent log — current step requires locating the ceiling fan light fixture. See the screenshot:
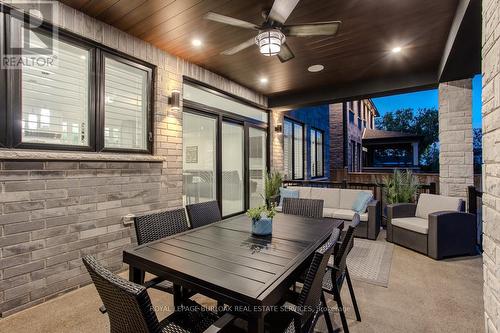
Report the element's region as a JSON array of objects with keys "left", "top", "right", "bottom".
[{"left": 255, "top": 29, "right": 285, "bottom": 56}]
